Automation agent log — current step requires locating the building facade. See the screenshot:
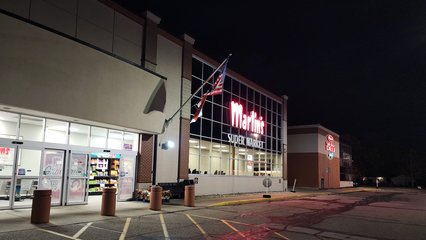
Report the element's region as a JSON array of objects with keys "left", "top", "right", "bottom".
[
  {"left": 186, "top": 55, "right": 288, "bottom": 195},
  {"left": 0, "top": 0, "right": 288, "bottom": 209},
  {"left": 287, "top": 125, "right": 340, "bottom": 189}
]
